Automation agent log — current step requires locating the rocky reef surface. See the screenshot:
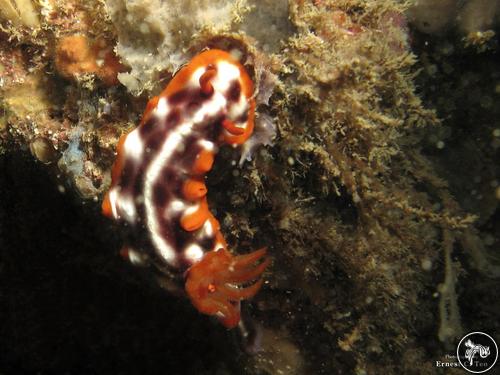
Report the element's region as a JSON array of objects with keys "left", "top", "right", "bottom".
[{"left": 0, "top": 0, "right": 499, "bottom": 374}]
